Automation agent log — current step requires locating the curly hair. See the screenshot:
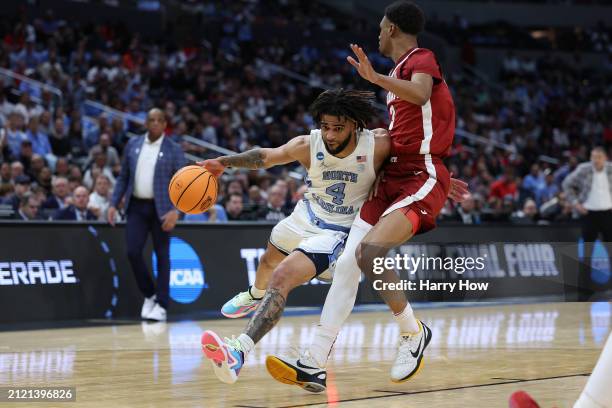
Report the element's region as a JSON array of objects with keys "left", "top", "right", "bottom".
[
  {"left": 309, "top": 89, "right": 378, "bottom": 130},
  {"left": 385, "top": 1, "right": 425, "bottom": 36}
]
